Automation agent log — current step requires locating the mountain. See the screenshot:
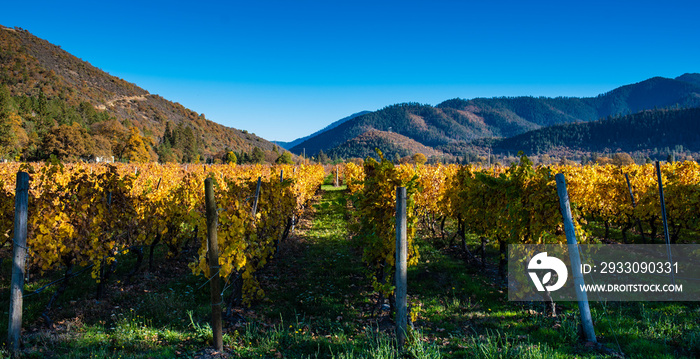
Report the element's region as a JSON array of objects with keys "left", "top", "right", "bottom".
[
  {"left": 0, "top": 25, "right": 282, "bottom": 162},
  {"left": 290, "top": 103, "right": 500, "bottom": 157},
  {"left": 442, "top": 76, "right": 700, "bottom": 128},
  {"left": 290, "top": 75, "right": 700, "bottom": 159},
  {"left": 492, "top": 107, "right": 700, "bottom": 156},
  {"left": 326, "top": 129, "right": 446, "bottom": 160},
  {"left": 275, "top": 111, "right": 370, "bottom": 150},
  {"left": 677, "top": 73, "right": 700, "bottom": 87}
]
